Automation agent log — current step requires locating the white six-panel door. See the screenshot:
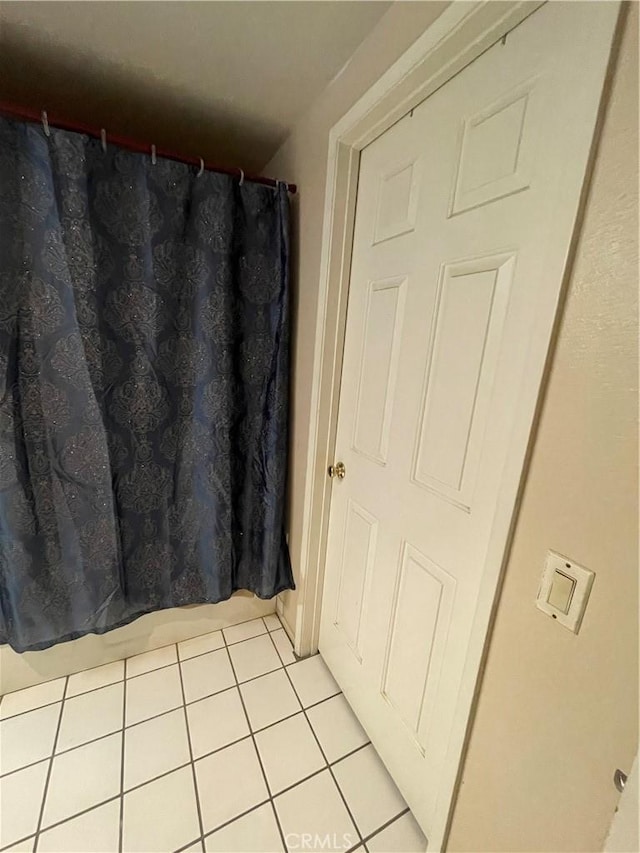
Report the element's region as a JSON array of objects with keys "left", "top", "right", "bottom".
[{"left": 319, "top": 1, "right": 619, "bottom": 841}]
